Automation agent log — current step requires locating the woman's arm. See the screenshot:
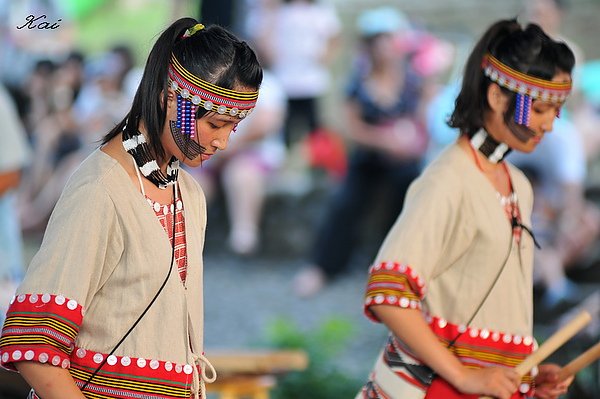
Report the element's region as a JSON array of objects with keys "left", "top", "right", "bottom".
[
  {"left": 16, "top": 362, "right": 86, "bottom": 399},
  {"left": 372, "top": 306, "right": 521, "bottom": 399}
]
